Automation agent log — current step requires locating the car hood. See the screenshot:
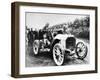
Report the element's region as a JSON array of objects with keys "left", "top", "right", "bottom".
[{"left": 54, "top": 34, "right": 74, "bottom": 40}]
